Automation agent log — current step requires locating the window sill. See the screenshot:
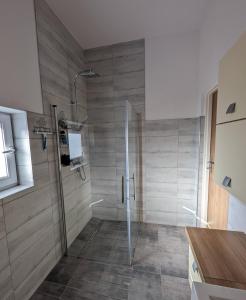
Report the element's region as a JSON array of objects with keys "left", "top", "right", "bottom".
[{"left": 0, "top": 184, "right": 34, "bottom": 202}]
